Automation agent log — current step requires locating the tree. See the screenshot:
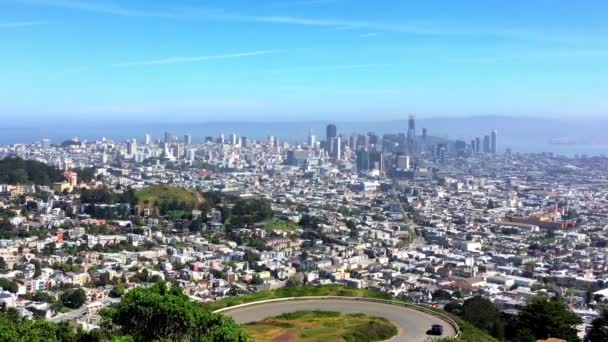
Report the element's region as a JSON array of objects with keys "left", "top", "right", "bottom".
[
  {"left": 299, "top": 214, "right": 323, "bottom": 229},
  {"left": 0, "top": 257, "right": 6, "bottom": 272},
  {"left": 0, "top": 157, "right": 63, "bottom": 185},
  {"left": 251, "top": 274, "right": 264, "bottom": 285},
  {"left": 0, "top": 311, "right": 94, "bottom": 342},
  {"left": 228, "top": 198, "right": 272, "bottom": 227},
  {"left": 515, "top": 296, "right": 582, "bottom": 342},
  {"left": 285, "top": 273, "right": 304, "bottom": 288},
  {"left": 31, "top": 259, "right": 41, "bottom": 278},
  {"left": 110, "top": 283, "right": 126, "bottom": 298},
  {"left": 73, "top": 167, "right": 95, "bottom": 183},
  {"left": 461, "top": 296, "right": 505, "bottom": 339},
  {"left": 188, "top": 219, "right": 203, "bottom": 232},
  {"left": 28, "top": 291, "right": 55, "bottom": 303},
  {"left": 61, "top": 288, "right": 87, "bottom": 309},
  {"left": 487, "top": 199, "right": 496, "bottom": 209},
  {"left": 432, "top": 289, "right": 453, "bottom": 301},
  {"left": 0, "top": 278, "right": 18, "bottom": 294},
  {"left": 444, "top": 301, "right": 462, "bottom": 316},
  {"left": 101, "top": 282, "right": 251, "bottom": 342},
  {"left": 588, "top": 306, "right": 608, "bottom": 342}
]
